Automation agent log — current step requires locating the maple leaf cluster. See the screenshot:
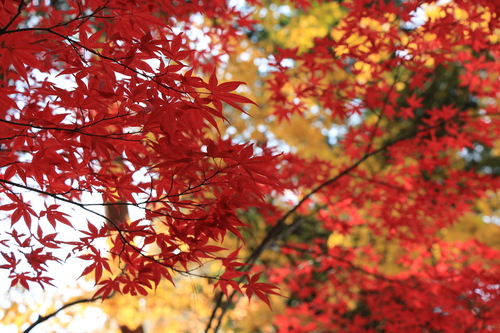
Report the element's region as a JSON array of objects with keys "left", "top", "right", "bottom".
[
  {"left": 0, "top": 0, "right": 279, "bottom": 304},
  {"left": 237, "top": 0, "right": 500, "bottom": 332}
]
